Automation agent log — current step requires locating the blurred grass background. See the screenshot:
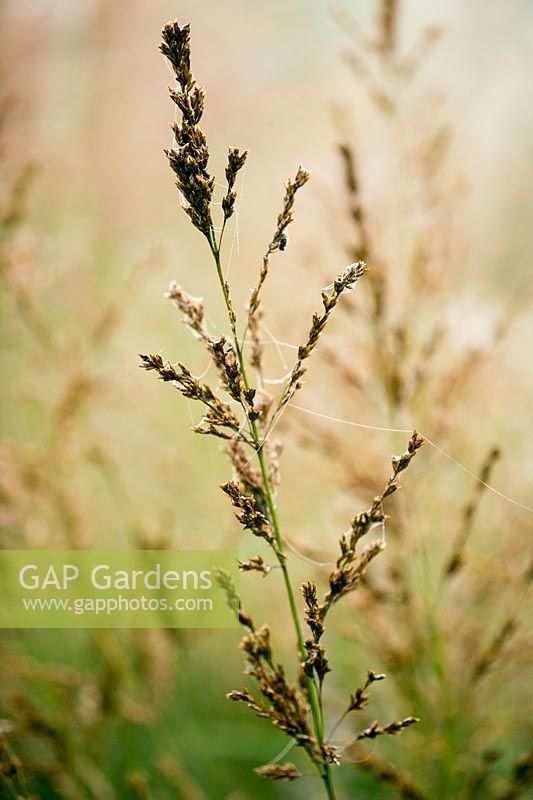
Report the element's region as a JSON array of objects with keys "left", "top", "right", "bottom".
[{"left": 0, "top": 1, "right": 532, "bottom": 798}]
